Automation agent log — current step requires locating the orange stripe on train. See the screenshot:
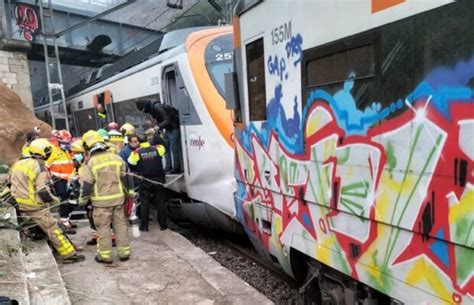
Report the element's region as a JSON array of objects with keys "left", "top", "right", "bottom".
[{"left": 186, "top": 27, "right": 235, "bottom": 149}]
